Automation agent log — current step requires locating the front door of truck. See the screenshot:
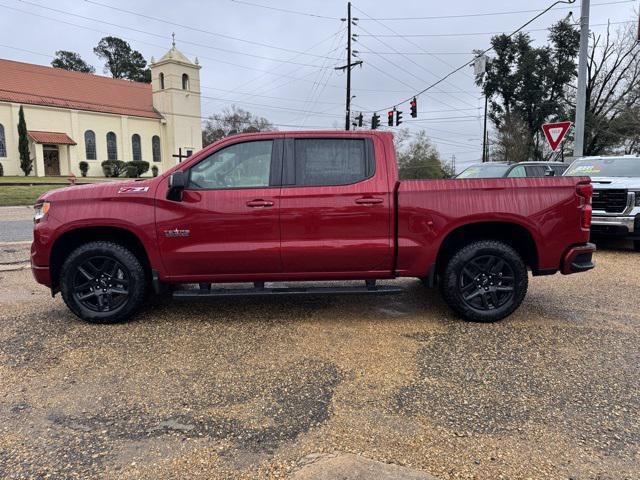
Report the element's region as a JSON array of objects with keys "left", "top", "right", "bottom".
[
  {"left": 279, "top": 136, "right": 392, "bottom": 274},
  {"left": 156, "top": 138, "right": 283, "bottom": 278}
]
